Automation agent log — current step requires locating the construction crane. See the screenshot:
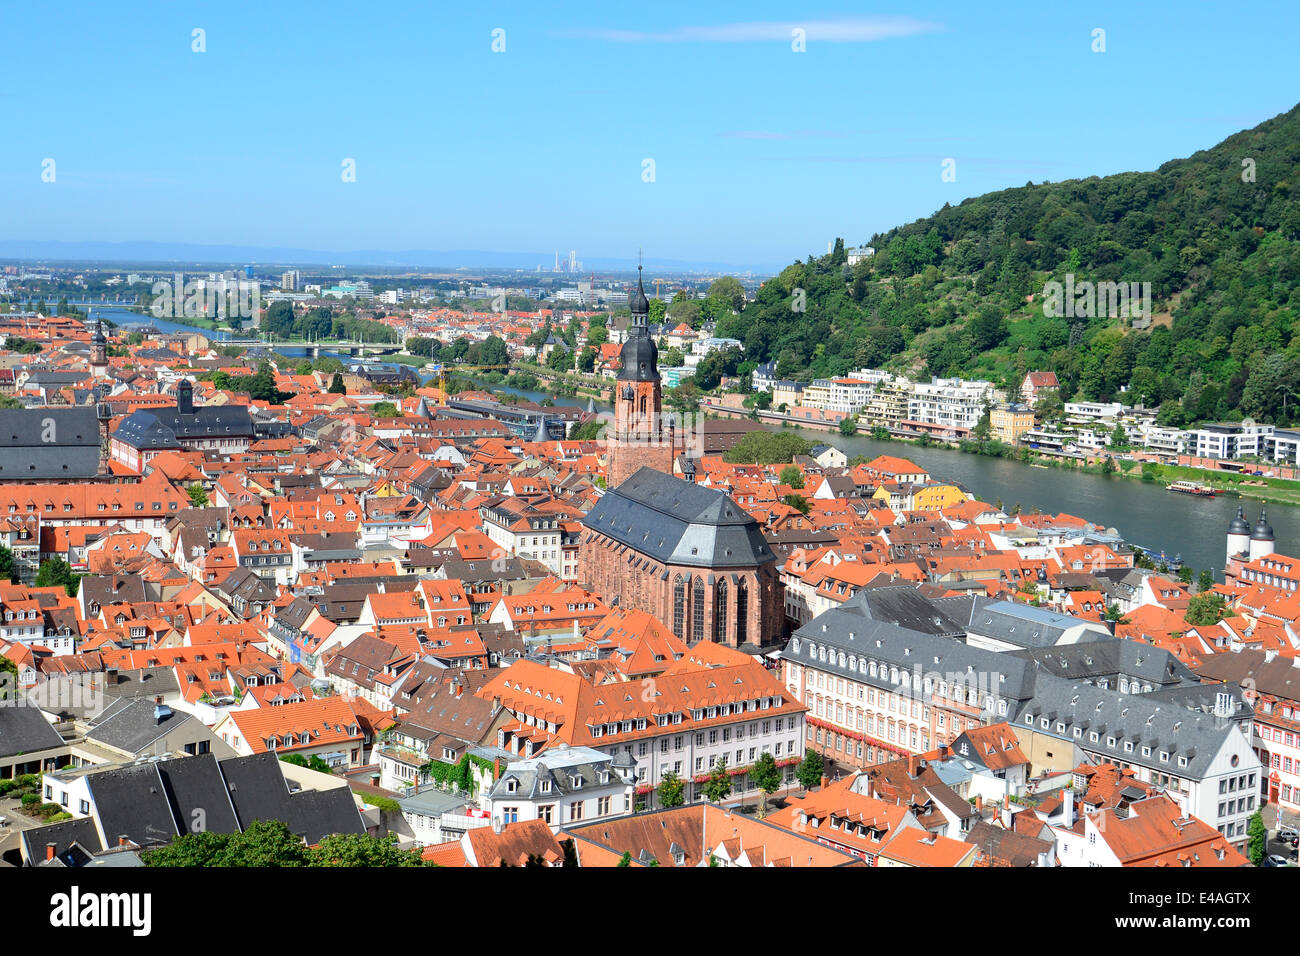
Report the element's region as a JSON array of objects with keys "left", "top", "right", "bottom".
[{"left": 427, "top": 363, "right": 513, "bottom": 401}]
